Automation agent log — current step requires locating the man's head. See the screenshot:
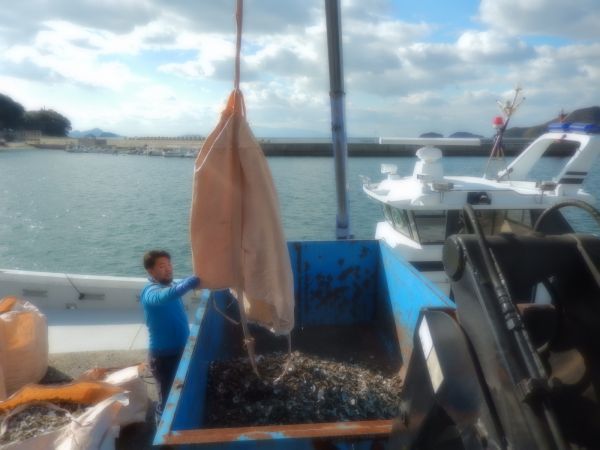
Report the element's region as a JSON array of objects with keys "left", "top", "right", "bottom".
[{"left": 143, "top": 250, "right": 173, "bottom": 285}]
